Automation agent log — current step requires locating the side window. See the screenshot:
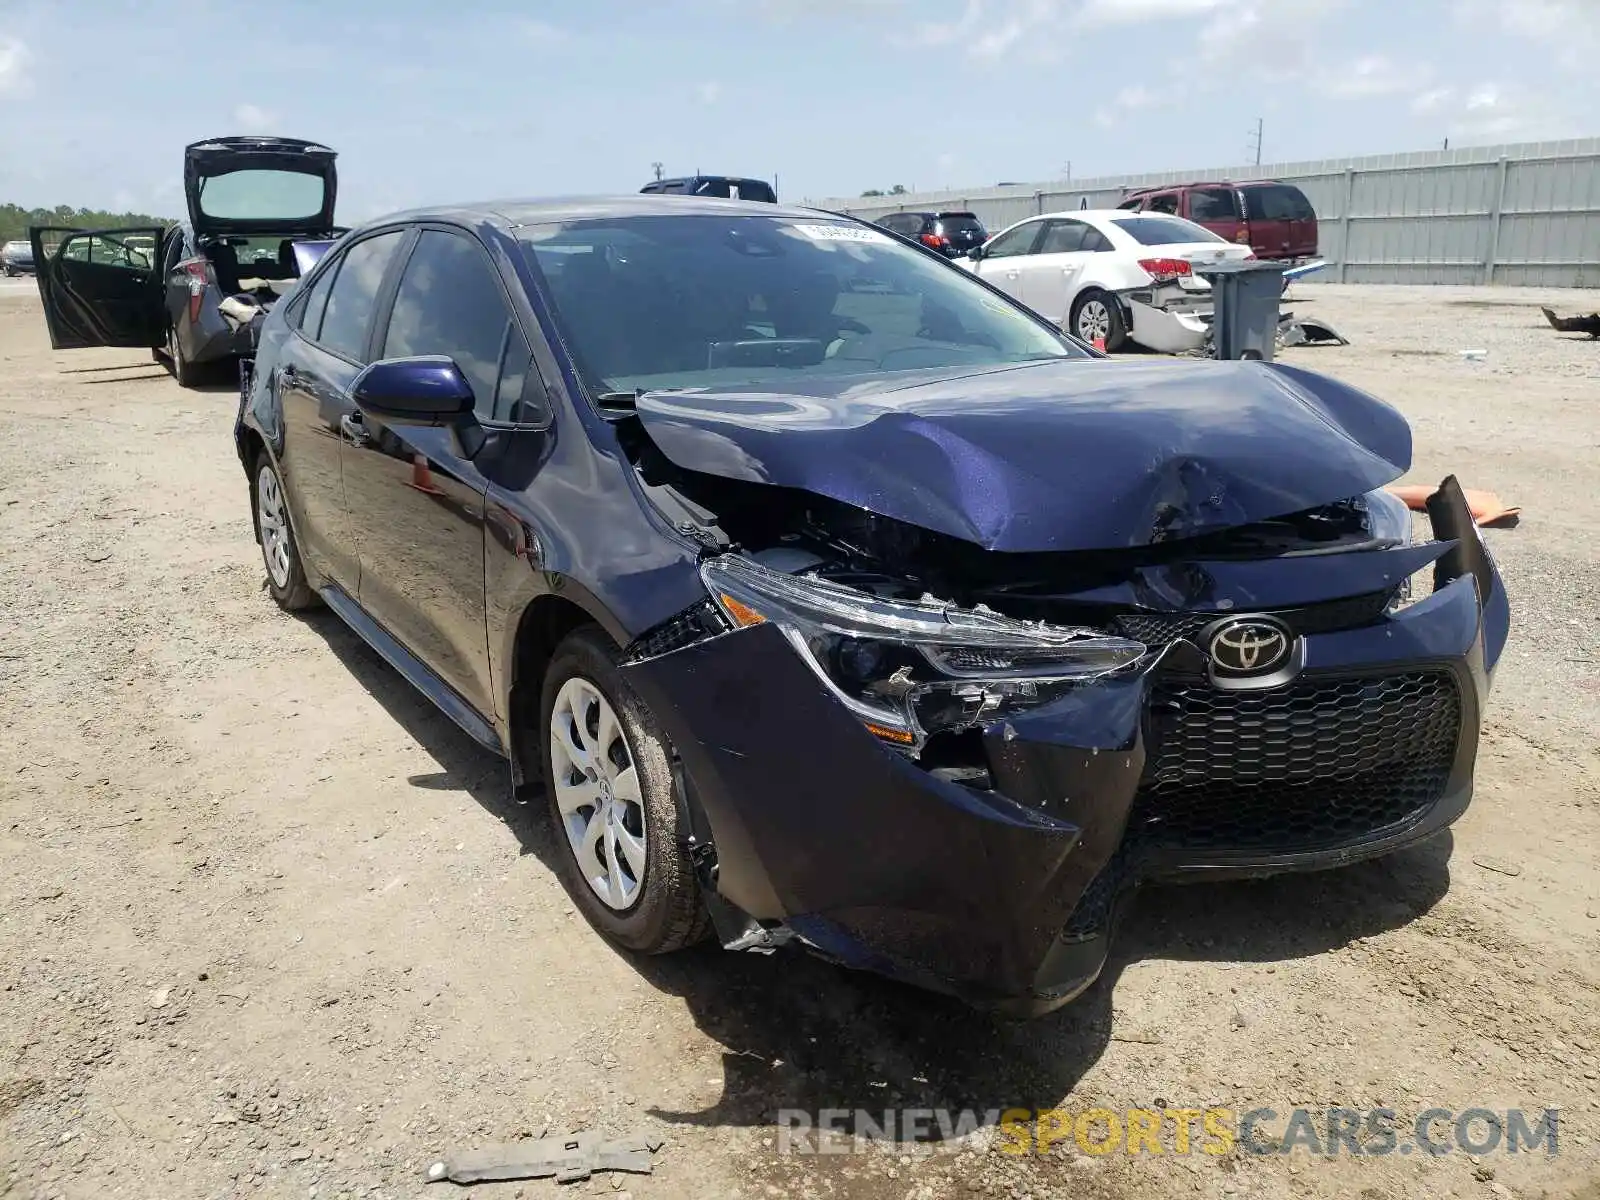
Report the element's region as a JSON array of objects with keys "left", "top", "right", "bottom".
[
  {"left": 982, "top": 221, "right": 1042, "bottom": 259},
  {"left": 316, "top": 230, "right": 404, "bottom": 360},
  {"left": 293, "top": 259, "right": 339, "bottom": 338},
  {"left": 494, "top": 325, "right": 535, "bottom": 423},
  {"left": 1037, "top": 220, "right": 1087, "bottom": 255},
  {"left": 1081, "top": 227, "right": 1113, "bottom": 252},
  {"left": 1188, "top": 188, "right": 1238, "bottom": 221},
  {"left": 381, "top": 229, "right": 525, "bottom": 421},
  {"left": 1147, "top": 193, "right": 1180, "bottom": 215}
]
